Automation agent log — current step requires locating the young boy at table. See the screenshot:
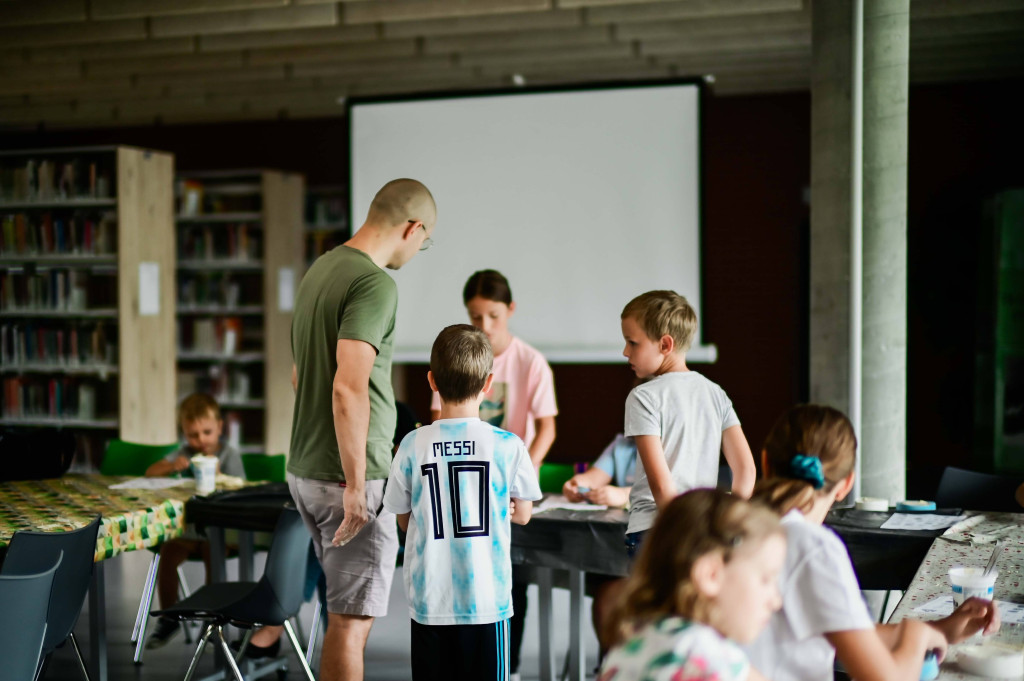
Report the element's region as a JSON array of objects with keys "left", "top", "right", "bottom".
[
  {"left": 384, "top": 324, "right": 542, "bottom": 680},
  {"left": 144, "top": 392, "right": 244, "bottom": 649},
  {"left": 619, "top": 290, "right": 757, "bottom": 556}
]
